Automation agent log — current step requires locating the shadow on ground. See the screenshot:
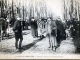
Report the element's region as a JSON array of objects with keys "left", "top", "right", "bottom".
[
  {"left": 11, "top": 36, "right": 45, "bottom": 54},
  {"left": 18, "top": 37, "right": 45, "bottom": 53},
  {"left": 73, "top": 37, "right": 80, "bottom": 54}
]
